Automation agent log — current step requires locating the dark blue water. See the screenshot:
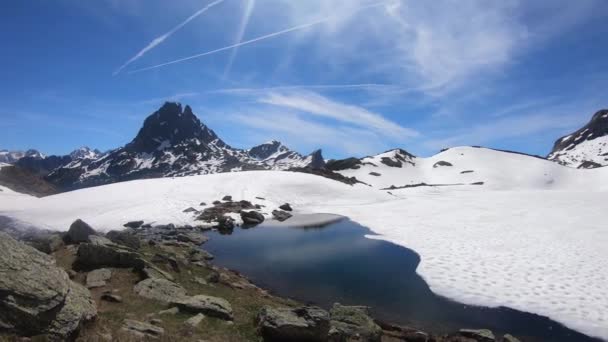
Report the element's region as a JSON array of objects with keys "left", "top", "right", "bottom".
[{"left": 204, "top": 220, "right": 599, "bottom": 342}]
